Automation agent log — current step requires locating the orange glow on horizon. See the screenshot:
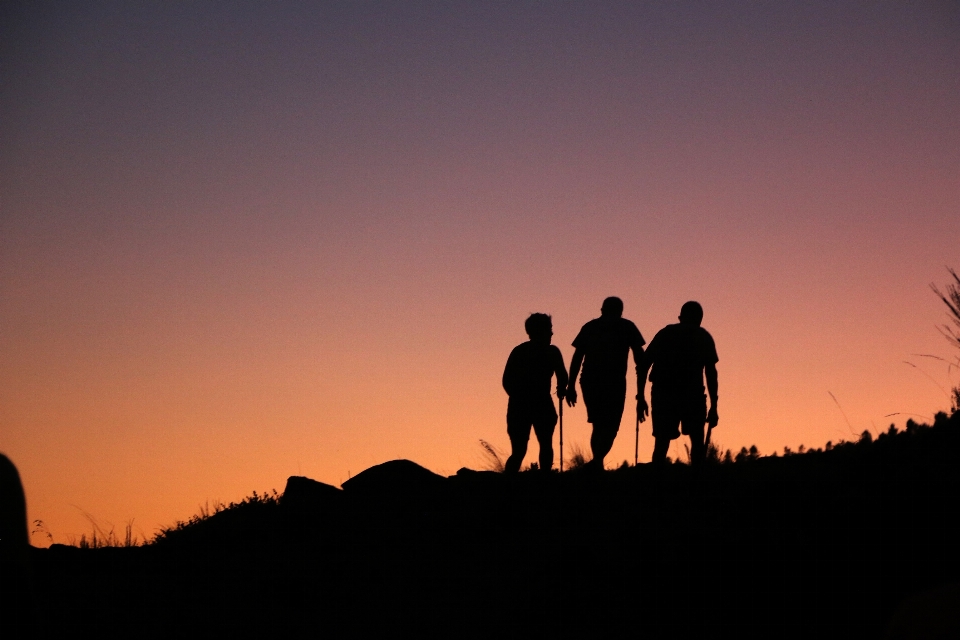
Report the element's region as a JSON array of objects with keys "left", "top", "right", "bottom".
[{"left": 1, "top": 2, "right": 958, "bottom": 544}]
